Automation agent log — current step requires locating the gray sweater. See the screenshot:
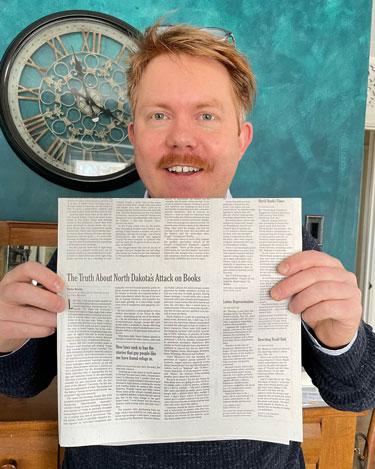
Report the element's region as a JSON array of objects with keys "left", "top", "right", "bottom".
[{"left": 1, "top": 228, "right": 375, "bottom": 468}]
